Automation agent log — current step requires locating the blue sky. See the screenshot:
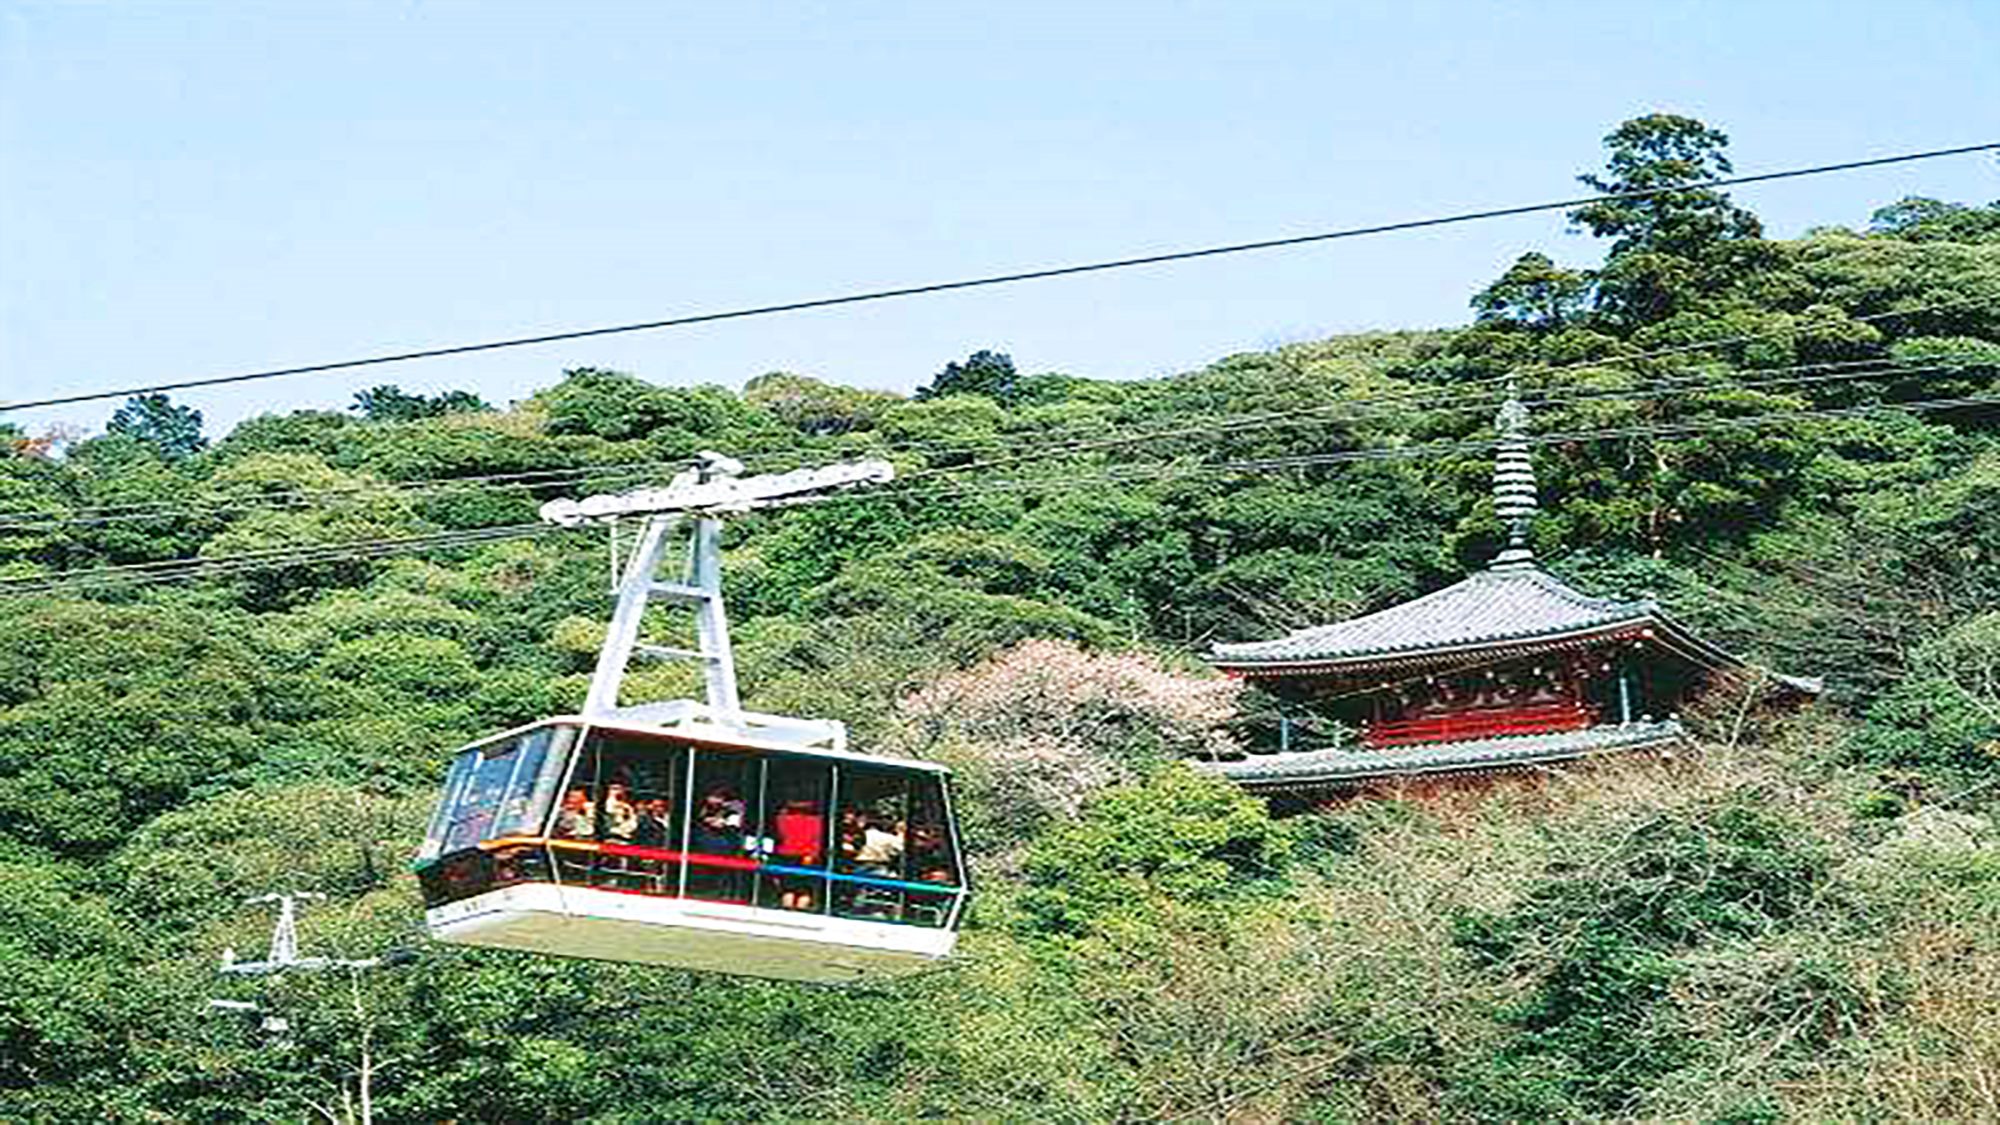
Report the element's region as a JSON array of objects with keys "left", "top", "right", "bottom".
[{"left": 4, "top": 1, "right": 1998, "bottom": 440}]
